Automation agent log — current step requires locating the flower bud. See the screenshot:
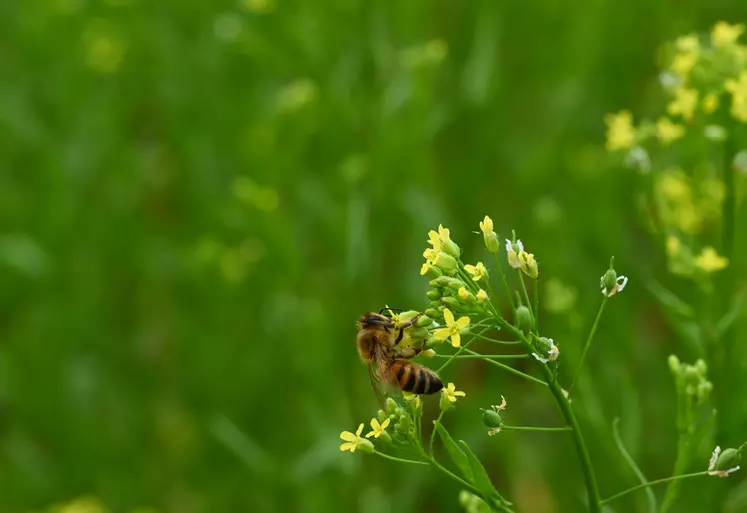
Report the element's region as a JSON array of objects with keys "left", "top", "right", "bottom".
[
  {"left": 377, "top": 430, "right": 392, "bottom": 445},
  {"left": 386, "top": 397, "right": 398, "bottom": 415},
  {"left": 695, "top": 358, "right": 707, "bottom": 376},
  {"left": 476, "top": 289, "right": 488, "bottom": 304},
  {"left": 434, "top": 252, "right": 458, "bottom": 275},
  {"left": 433, "top": 276, "right": 464, "bottom": 289},
  {"left": 424, "top": 308, "right": 441, "bottom": 319},
  {"left": 714, "top": 448, "right": 741, "bottom": 471},
  {"left": 422, "top": 264, "right": 443, "bottom": 279},
  {"left": 416, "top": 315, "right": 433, "bottom": 327},
  {"left": 481, "top": 408, "right": 503, "bottom": 428},
  {"left": 601, "top": 269, "right": 617, "bottom": 293},
  {"left": 408, "top": 326, "right": 429, "bottom": 340},
  {"left": 441, "top": 297, "right": 461, "bottom": 310},
  {"left": 668, "top": 354, "right": 681, "bottom": 374},
  {"left": 515, "top": 305, "right": 534, "bottom": 333},
  {"left": 398, "top": 311, "right": 420, "bottom": 323},
  {"left": 439, "top": 392, "right": 453, "bottom": 411},
  {"left": 426, "top": 289, "right": 441, "bottom": 300},
  {"left": 442, "top": 239, "right": 461, "bottom": 259},
  {"left": 422, "top": 349, "right": 436, "bottom": 358},
  {"left": 377, "top": 409, "right": 388, "bottom": 422},
  {"left": 427, "top": 300, "right": 441, "bottom": 309},
  {"left": 697, "top": 380, "right": 713, "bottom": 401},
  {"left": 519, "top": 251, "right": 539, "bottom": 279},
  {"left": 357, "top": 438, "right": 375, "bottom": 453},
  {"left": 484, "top": 232, "right": 499, "bottom": 253},
  {"left": 396, "top": 414, "right": 411, "bottom": 433}
]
